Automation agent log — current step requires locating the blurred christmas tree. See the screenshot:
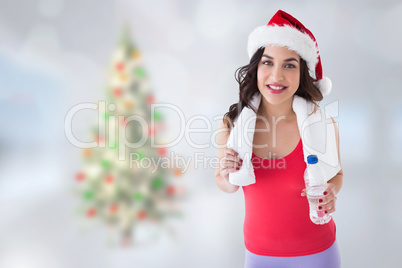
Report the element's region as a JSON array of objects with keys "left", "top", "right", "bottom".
[{"left": 73, "top": 26, "right": 185, "bottom": 247}]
